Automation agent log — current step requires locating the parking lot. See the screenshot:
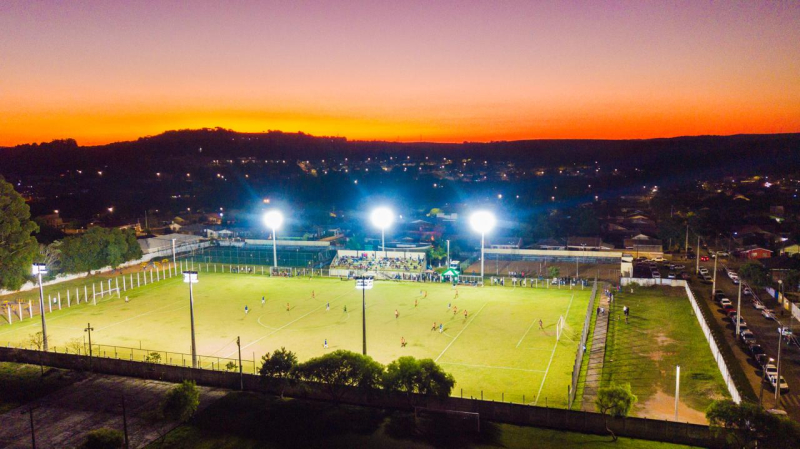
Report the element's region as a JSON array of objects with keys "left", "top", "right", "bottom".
[{"left": 694, "top": 257, "right": 800, "bottom": 420}]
